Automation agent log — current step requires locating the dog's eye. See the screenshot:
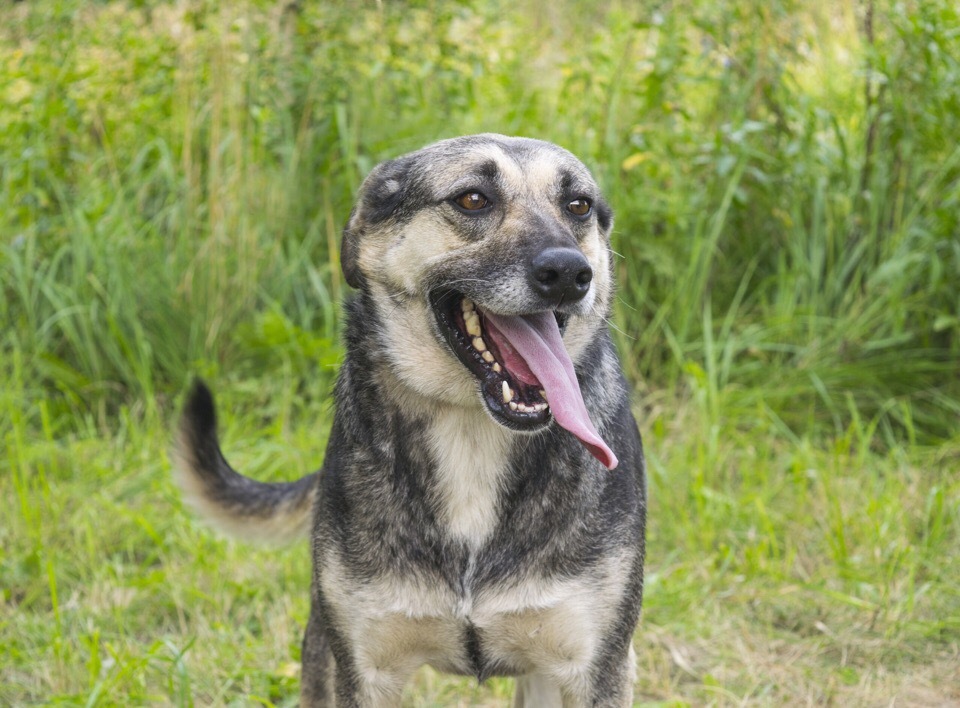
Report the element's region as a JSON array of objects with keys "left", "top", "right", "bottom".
[
  {"left": 454, "top": 192, "right": 490, "bottom": 211},
  {"left": 567, "top": 198, "right": 592, "bottom": 217}
]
